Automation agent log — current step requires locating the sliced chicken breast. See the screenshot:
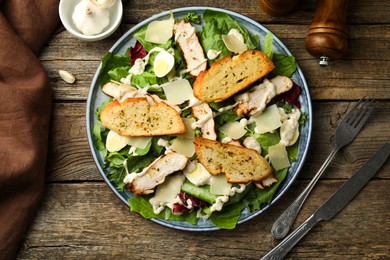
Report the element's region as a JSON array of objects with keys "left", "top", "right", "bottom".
[
  {"left": 191, "top": 103, "right": 217, "bottom": 140},
  {"left": 128, "top": 152, "right": 188, "bottom": 195},
  {"left": 234, "top": 76, "right": 294, "bottom": 116},
  {"left": 173, "top": 20, "right": 207, "bottom": 77},
  {"left": 102, "top": 82, "right": 139, "bottom": 102},
  {"left": 255, "top": 175, "right": 278, "bottom": 189}
]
